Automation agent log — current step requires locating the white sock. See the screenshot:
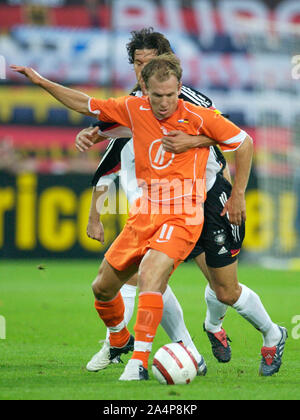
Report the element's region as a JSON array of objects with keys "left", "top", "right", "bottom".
[
  {"left": 232, "top": 284, "right": 281, "bottom": 347},
  {"left": 105, "top": 284, "right": 137, "bottom": 342},
  {"left": 204, "top": 285, "right": 228, "bottom": 333},
  {"left": 120, "top": 284, "right": 137, "bottom": 325},
  {"left": 161, "top": 285, "right": 202, "bottom": 364}
]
